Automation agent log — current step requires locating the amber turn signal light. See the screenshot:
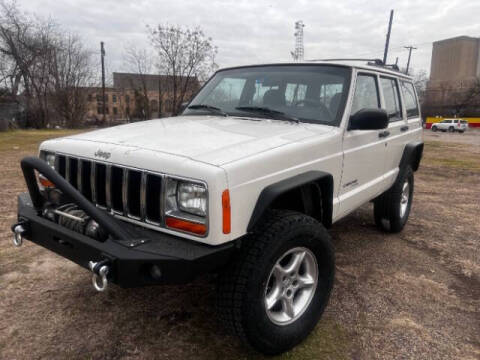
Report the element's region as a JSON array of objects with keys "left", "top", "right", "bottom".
[
  {"left": 222, "top": 189, "right": 231, "bottom": 234},
  {"left": 165, "top": 216, "right": 207, "bottom": 236},
  {"left": 38, "top": 174, "right": 55, "bottom": 188}
]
